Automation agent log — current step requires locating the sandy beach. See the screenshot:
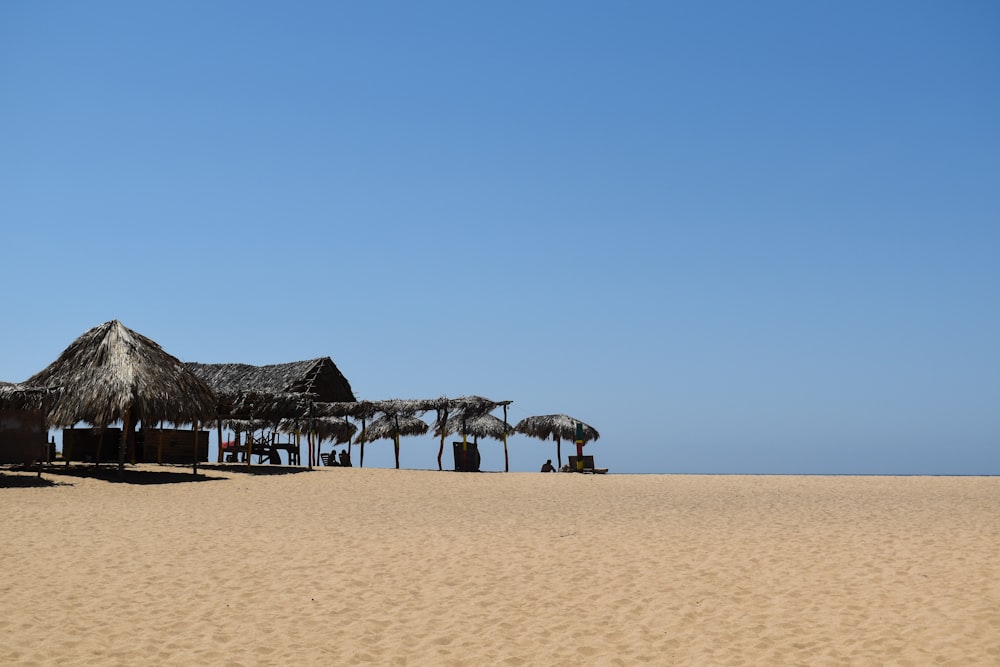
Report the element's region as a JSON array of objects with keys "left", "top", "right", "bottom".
[{"left": 2, "top": 466, "right": 998, "bottom": 665}]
